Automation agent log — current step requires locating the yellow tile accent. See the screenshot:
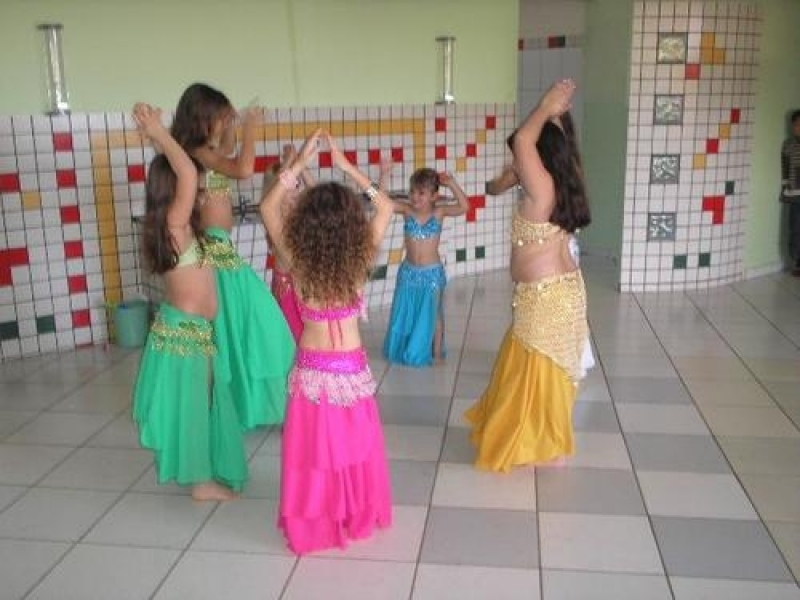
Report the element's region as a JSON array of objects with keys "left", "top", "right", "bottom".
[
  {"left": 415, "top": 147, "right": 426, "bottom": 169},
  {"left": 124, "top": 131, "right": 144, "bottom": 147},
  {"left": 391, "top": 120, "right": 404, "bottom": 135},
  {"left": 701, "top": 47, "right": 714, "bottom": 64},
  {"left": 368, "top": 120, "right": 380, "bottom": 136},
  {"left": 713, "top": 48, "right": 726, "bottom": 64},
  {"left": 356, "top": 121, "right": 369, "bottom": 135},
  {"left": 719, "top": 123, "right": 731, "bottom": 139},
  {"left": 388, "top": 249, "right": 405, "bottom": 265},
  {"left": 476, "top": 130, "right": 487, "bottom": 144},
  {"left": 93, "top": 167, "right": 112, "bottom": 186},
  {"left": 94, "top": 185, "right": 113, "bottom": 204},
  {"left": 701, "top": 32, "right": 716, "bottom": 49},
  {"left": 90, "top": 132, "right": 109, "bottom": 148},
  {"left": 91, "top": 150, "right": 110, "bottom": 167},
  {"left": 342, "top": 121, "right": 357, "bottom": 136},
  {"left": 693, "top": 153, "right": 707, "bottom": 169},
  {"left": 379, "top": 120, "right": 392, "bottom": 135},
  {"left": 96, "top": 202, "right": 115, "bottom": 223},
  {"left": 277, "top": 124, "right": 292, "bottom": 139},
  {"left": 413, "top": 120, "right": 425, "bottom": 133},
  {"left": 106, "top": 131, "right": 126, "bottom": 148},
  {"left": 263, "top": 123, "right": 279, "bottom": 140},
  {"left": 456, "top": 157, "right": 467, "bottom": 173},
  {"left": 22, "top": 191, "right": 42, "bottom": 210},
  {"left": 329, "top": 121, "right": 344, "bottom": 136}
]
